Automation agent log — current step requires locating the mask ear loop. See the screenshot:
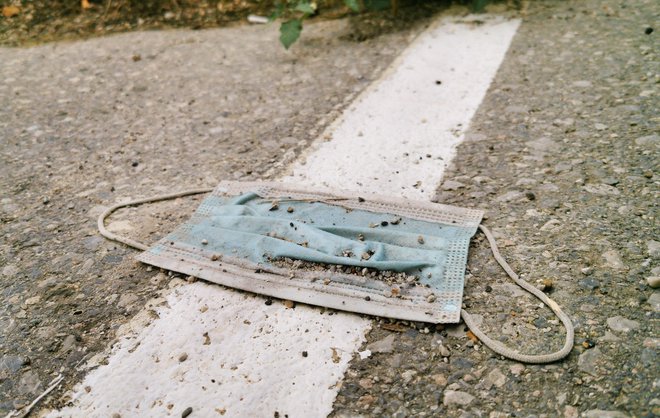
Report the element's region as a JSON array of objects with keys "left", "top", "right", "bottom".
[
  {"left": 97, "top": 188, "right": 214, "bottom": 251},
  {"left": 460, "top": 225, "right": 574, "bottom": 363}
]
